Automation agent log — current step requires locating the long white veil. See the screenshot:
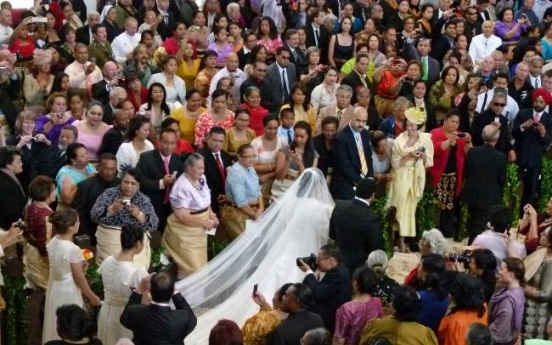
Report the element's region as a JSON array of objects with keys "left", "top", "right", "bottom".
[{"left": 175, "top": 168, "right": 335, "bottom": 345}]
